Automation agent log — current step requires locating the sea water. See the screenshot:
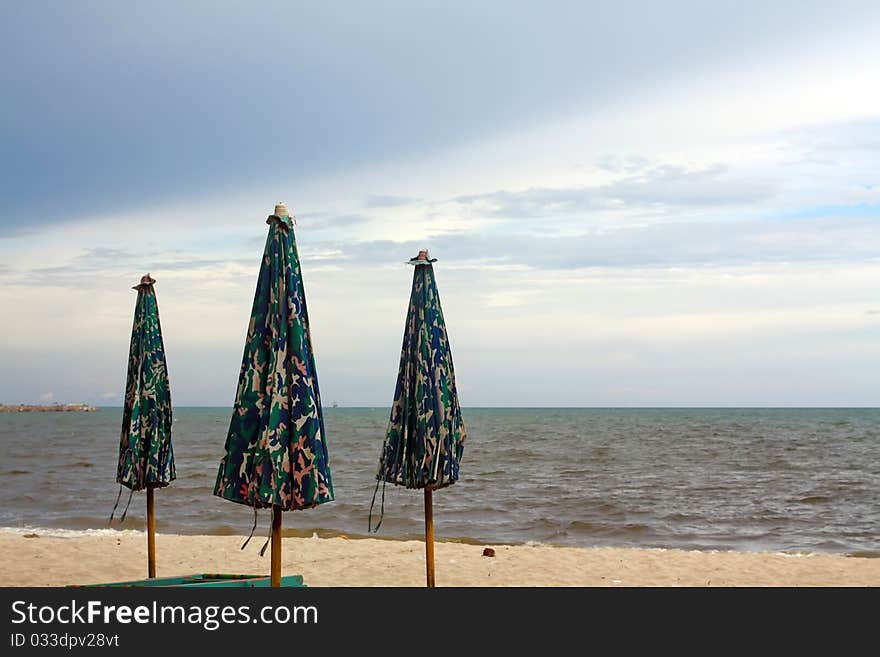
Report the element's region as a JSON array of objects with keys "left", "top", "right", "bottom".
[{"left": 0, "top": 407, "right": 877, "bottom": 555}]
